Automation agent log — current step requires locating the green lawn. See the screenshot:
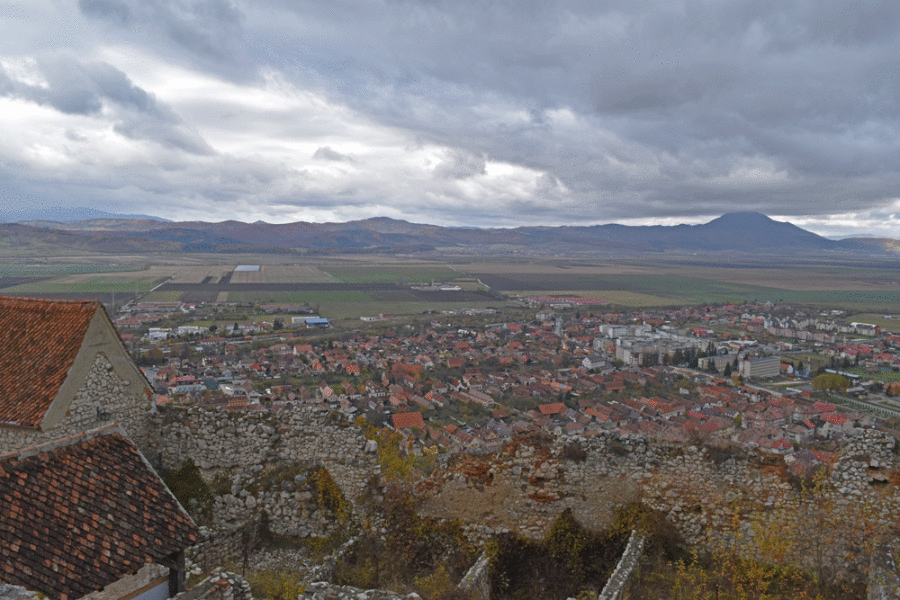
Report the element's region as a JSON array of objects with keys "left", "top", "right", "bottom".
[{"left": 846, "top": 313, "right": 900, "bottom": 332}]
